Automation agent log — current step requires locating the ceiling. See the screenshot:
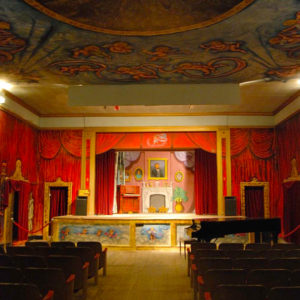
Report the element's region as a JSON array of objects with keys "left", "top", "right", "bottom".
[{"left": 0, "top": 0, "right": 300, "bottom": 116}]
